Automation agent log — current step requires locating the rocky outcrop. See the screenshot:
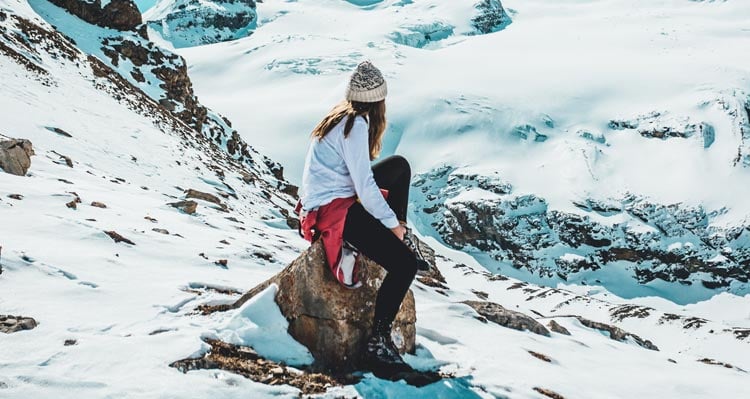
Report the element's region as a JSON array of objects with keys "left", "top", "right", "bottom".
[
  {"left": 229, "top": 240, "right": 416, "bottom": 372},
  {"left": 0, "top": 315, "right": 37, "bottom": 333},
  {"left": 145, "top": 0, "right": 258, "bottom": 48},
  {"left": 471, "top": 0, "right": 511, "bottom": 34},
  {"left": 412, "top": 165, "right": 750, "bottom": 291},
  {"left": 0, "top": 136, "right": 34, "bottom": 176},
  {"left": 609, "top": 111, "right": 715, "bottom": 148},
  {"left": 171, "top": 338, "right": 351, "bottom": 395},
  {"left": 47, "top": 0, "right": 142, "bottom": 31},
  {"left": 569, "top": 316, "right": 659, "bottom": 351},
  {"left": 27, "top": 0, "right": 297, "bottom": 202},
  {"left": 463, "top": 300, "right": 550, "bottom": 336}
]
